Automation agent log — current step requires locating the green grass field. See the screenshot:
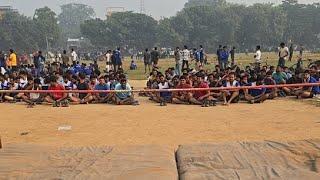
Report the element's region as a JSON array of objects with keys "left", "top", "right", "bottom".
[{"left": 95, "top": 51, "right": 320, "bottom": 80}]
